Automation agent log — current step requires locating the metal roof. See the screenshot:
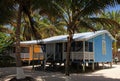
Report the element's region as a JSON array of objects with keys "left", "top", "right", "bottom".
[{"left": 20, "top": 30, "right": 115, "bottom": 44}]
